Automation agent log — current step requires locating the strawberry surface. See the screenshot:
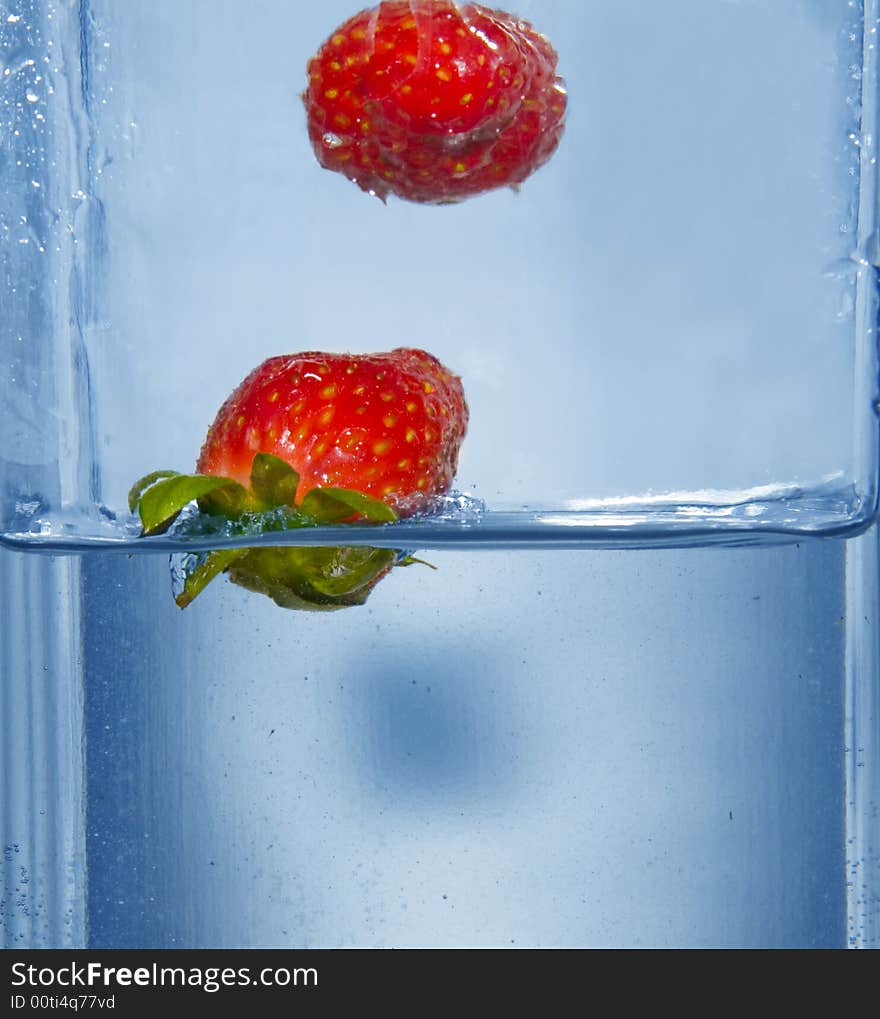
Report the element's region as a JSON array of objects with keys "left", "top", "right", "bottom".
[
  {"left": 196, "top": 348, "right": 468, "bottom": 516},
  {"left": 303, "top": 0, "right": 567, "bottom": 203}
]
